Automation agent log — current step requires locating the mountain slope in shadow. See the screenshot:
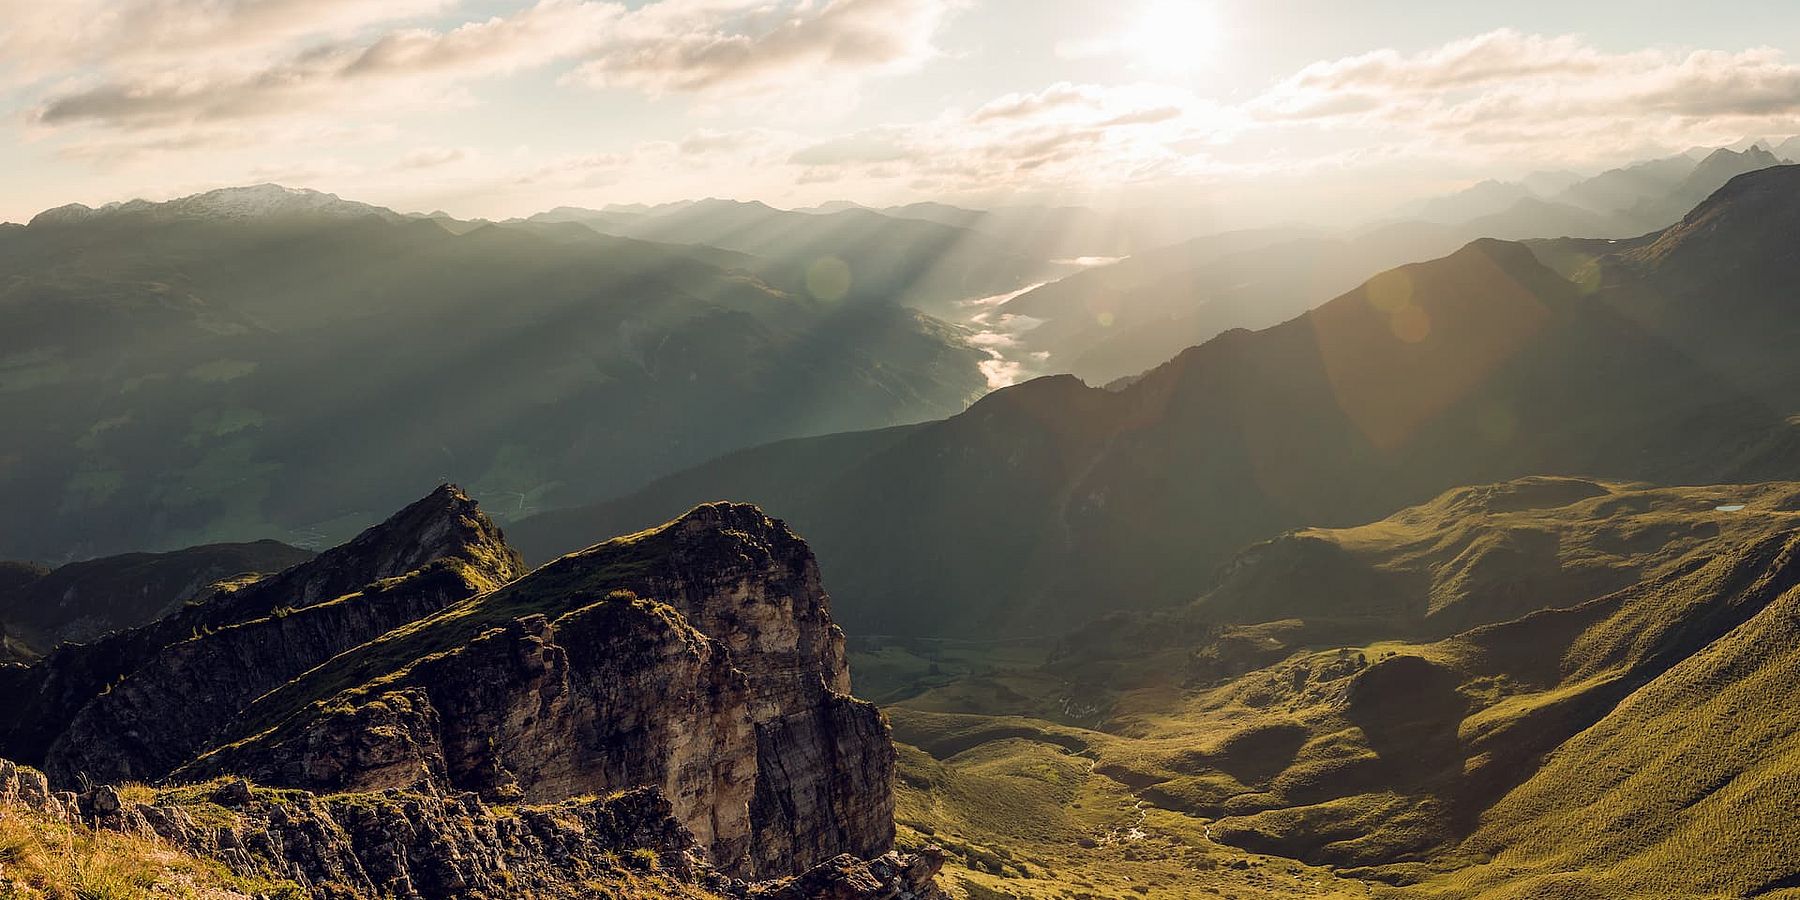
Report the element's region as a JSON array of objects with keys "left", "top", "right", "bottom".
[
  {"left": 0, "top": 189, "right": 988, "bottom": 561},
  {"left": 515, "top": 179, "right": 1800, "bottom": 638}
]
